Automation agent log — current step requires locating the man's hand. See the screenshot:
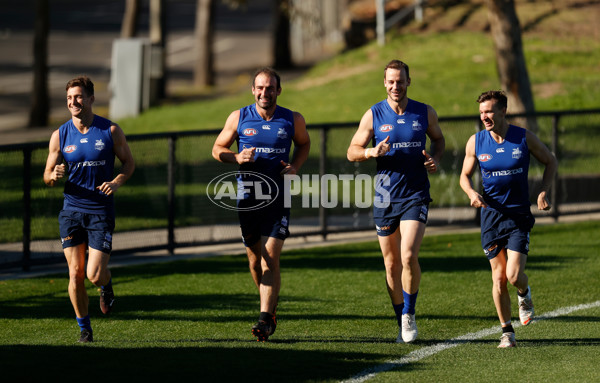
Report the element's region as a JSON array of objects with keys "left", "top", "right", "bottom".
[
  {"left": 280, "top": 160, "right": 297, "bottom": 175},
  {"left": 423, "top": 150, "right": 438, "bottom": 173},
  {"left": 97, "top": 181, "right": 119, "bottom": 196},
  {"left": 51, "top": 164, "right": 66, "bottom": 183},
  {"left": 236, "top": 147, "right": 256, "bottom": 164},
  {"left": 537, "top": 191, "right": 551, "bottom": 210},
  {"left": 367, "top": 136, "right": 390, "bottom": 158},
  {"left": 469, "top": 191, "right": 488, "bottom": 209}
]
